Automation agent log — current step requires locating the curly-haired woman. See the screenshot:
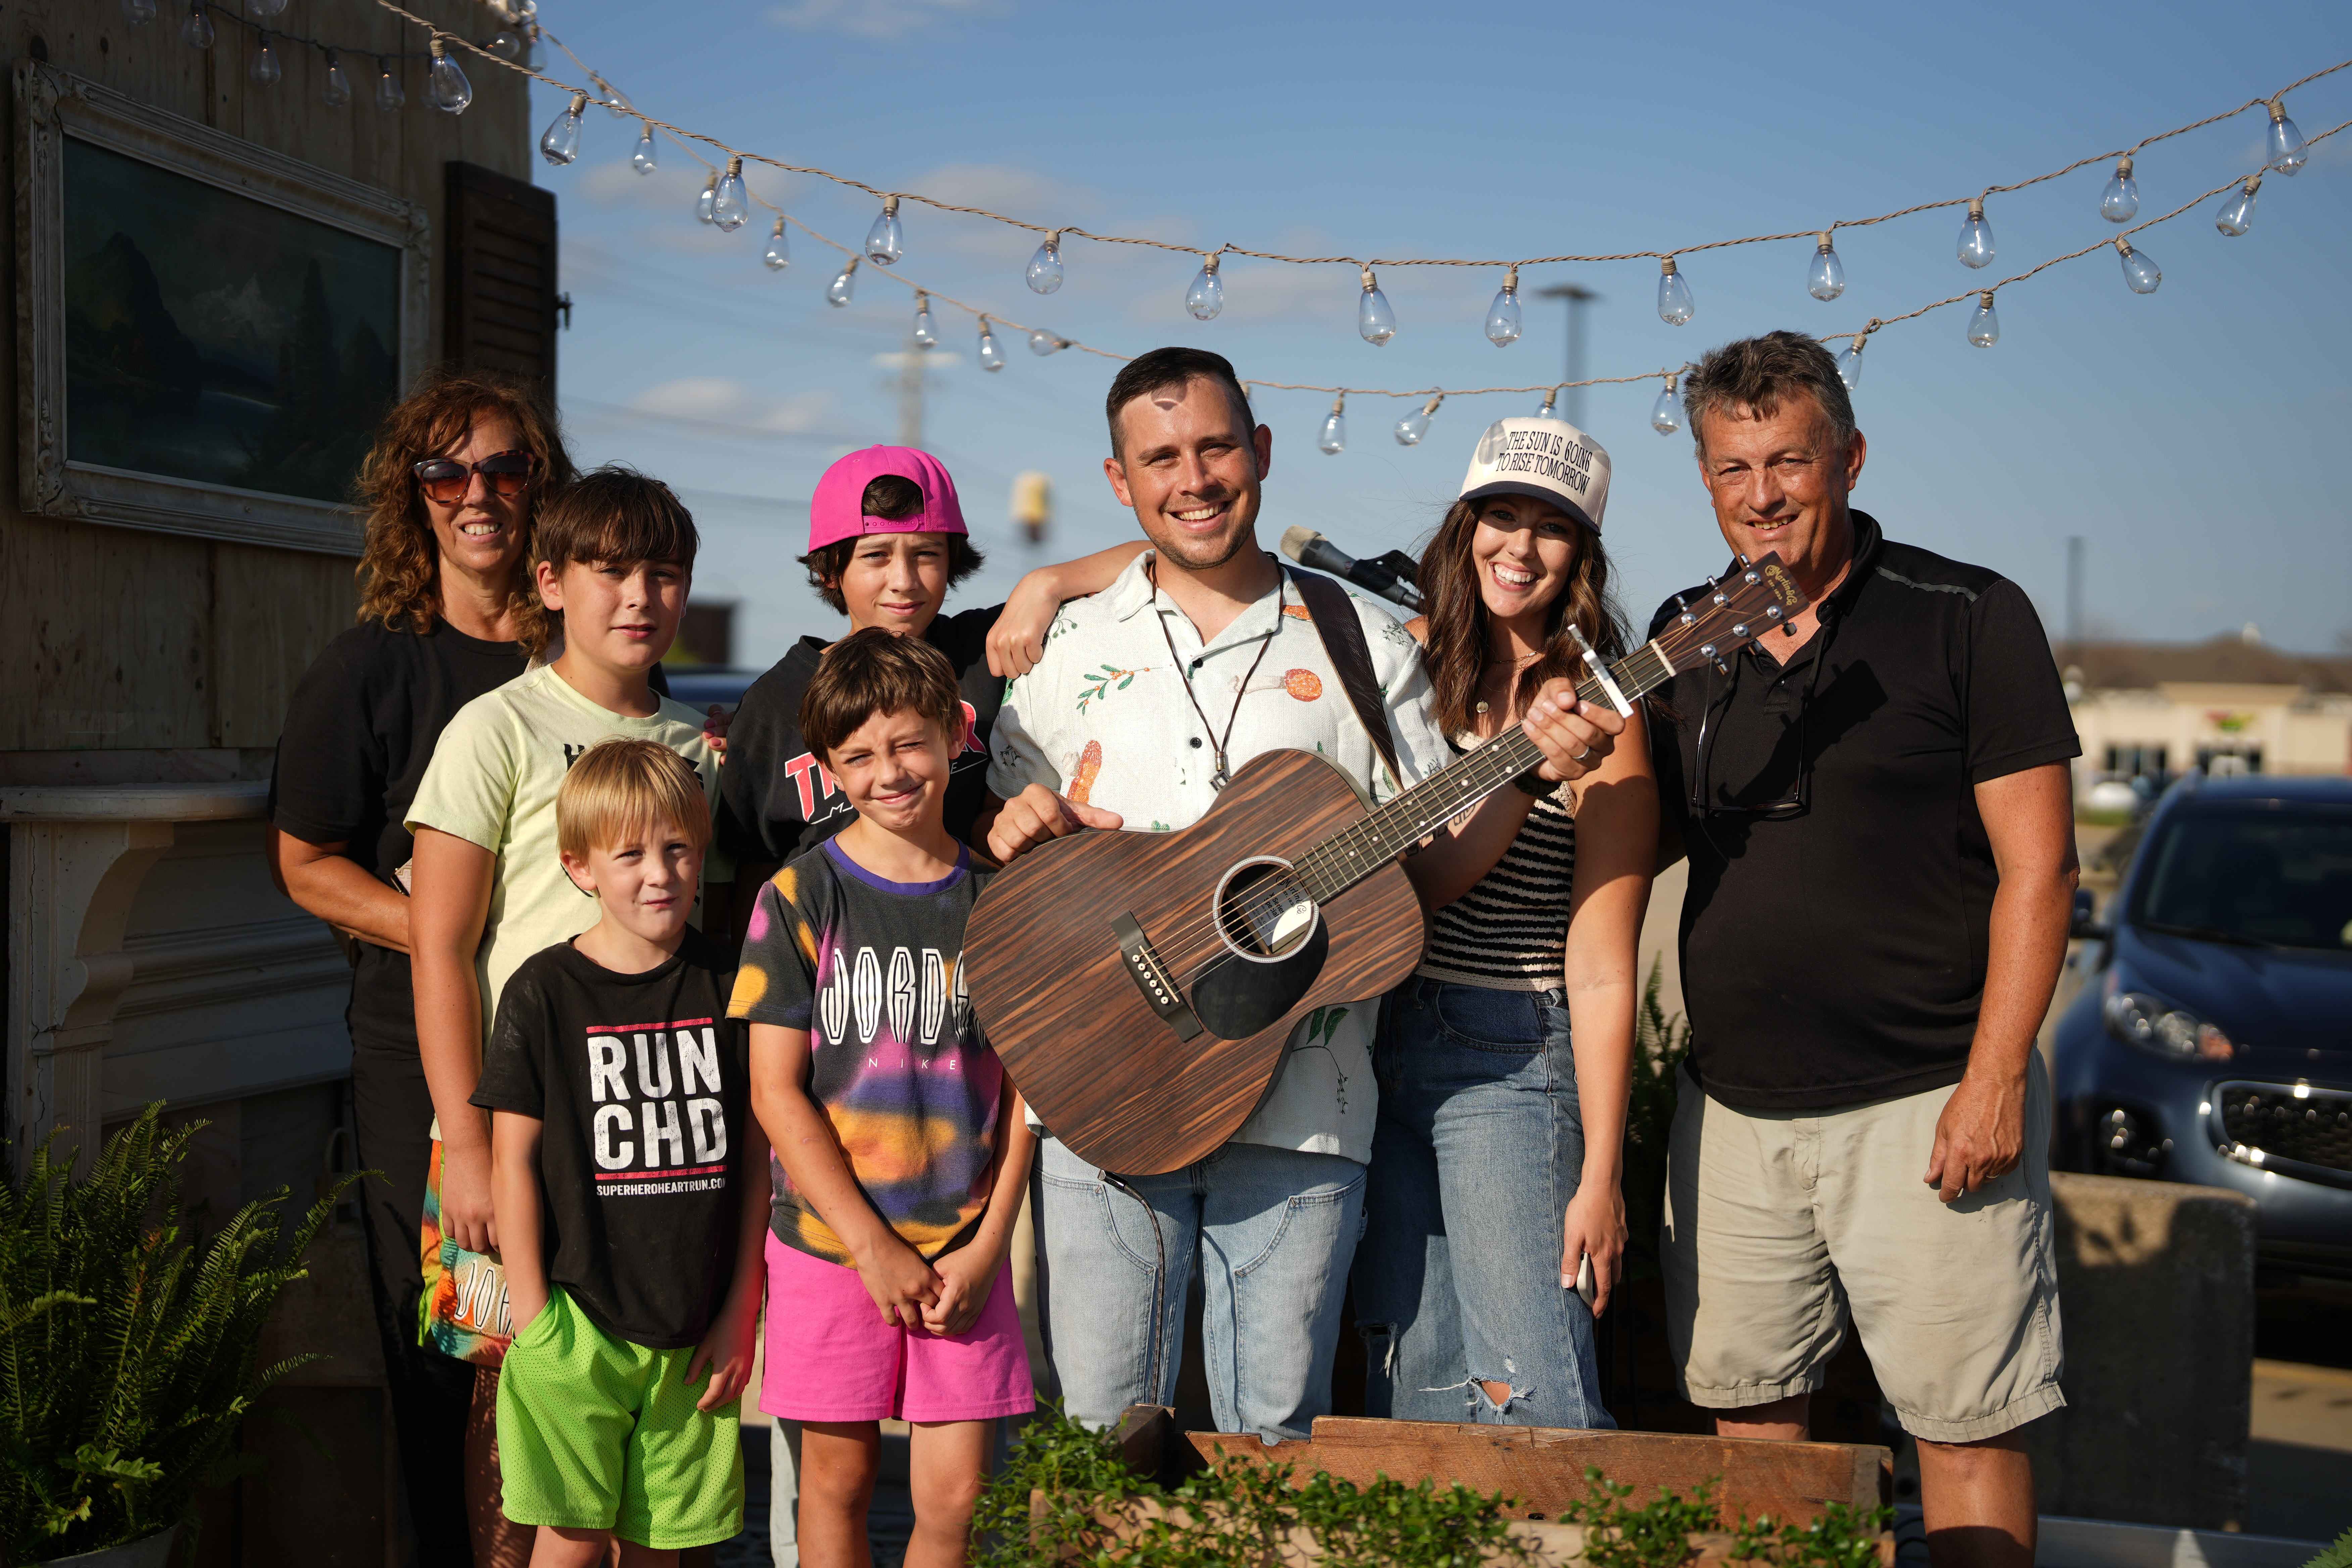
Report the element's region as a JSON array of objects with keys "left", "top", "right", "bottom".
[
  {"left": 268, "top": 368, "right": 571, "bottom": 1565},
  {"left": 1359, "top": 415, "right": 1658, "bottom": 1431}
]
